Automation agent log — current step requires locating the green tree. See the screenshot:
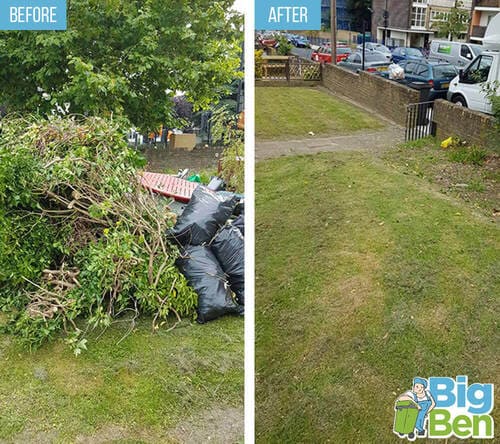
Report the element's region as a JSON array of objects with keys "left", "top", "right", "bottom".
[
  {"left": 432, "top": 0, "right": 470, "bottom": 41},
  {"left": 0, "top": 0, "right": 243, "bottom": 131}
]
